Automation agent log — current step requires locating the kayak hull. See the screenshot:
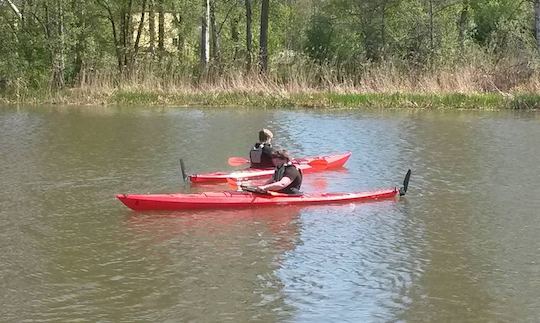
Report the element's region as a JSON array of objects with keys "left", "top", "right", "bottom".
[
  {"left": 116, "top": 187, "right": 398, "bottom": 211},
  {"left": 188, "top": 151, "right": 352, "bottom": 183}
]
